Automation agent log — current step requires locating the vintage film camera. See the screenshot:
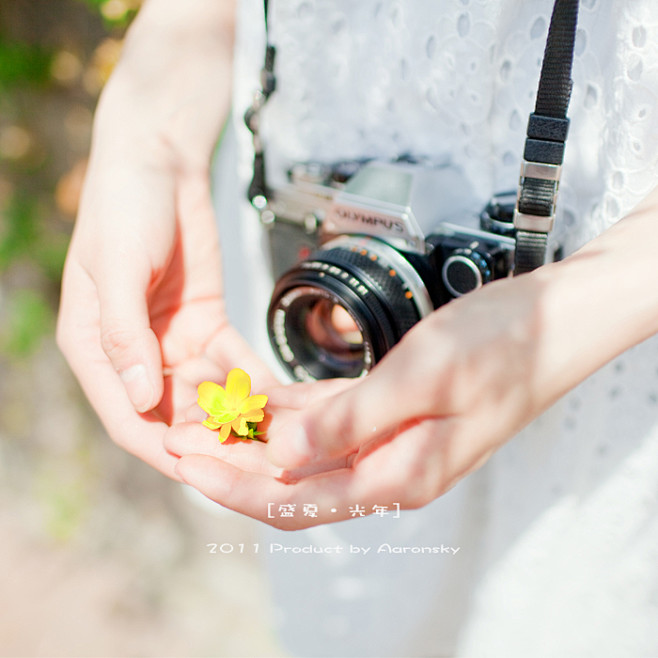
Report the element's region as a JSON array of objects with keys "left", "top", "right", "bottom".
[
  {"left": 241, "top": 0, "right": 575, "bottom": 382},
  {"left": 258, "top": 158, "right": 517, "bottom": 382}
]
